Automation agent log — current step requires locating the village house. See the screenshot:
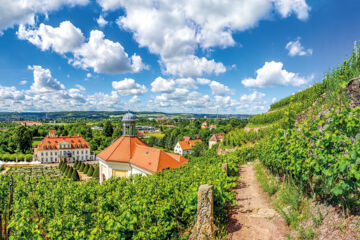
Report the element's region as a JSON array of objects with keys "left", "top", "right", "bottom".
[
  {"left": 174, "top": 136, "right": 202, "bottom": 155},
  {"left": 208, "top": 133, "right": 225, "bottom": 149},
  {"left": 97, "top": 113, "right": 187, "bottom": 183},
  {"left": 201, "top": 121, "right": 216, "bottom": 129},
  {"left": 33, "top": 130, "right": 93, "bottom": 163}
]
